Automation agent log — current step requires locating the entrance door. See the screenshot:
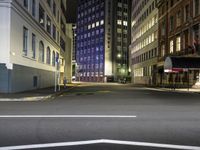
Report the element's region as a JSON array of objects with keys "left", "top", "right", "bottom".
[{"left": 33, "top": 76, "right": 38, "bottom": 88}]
